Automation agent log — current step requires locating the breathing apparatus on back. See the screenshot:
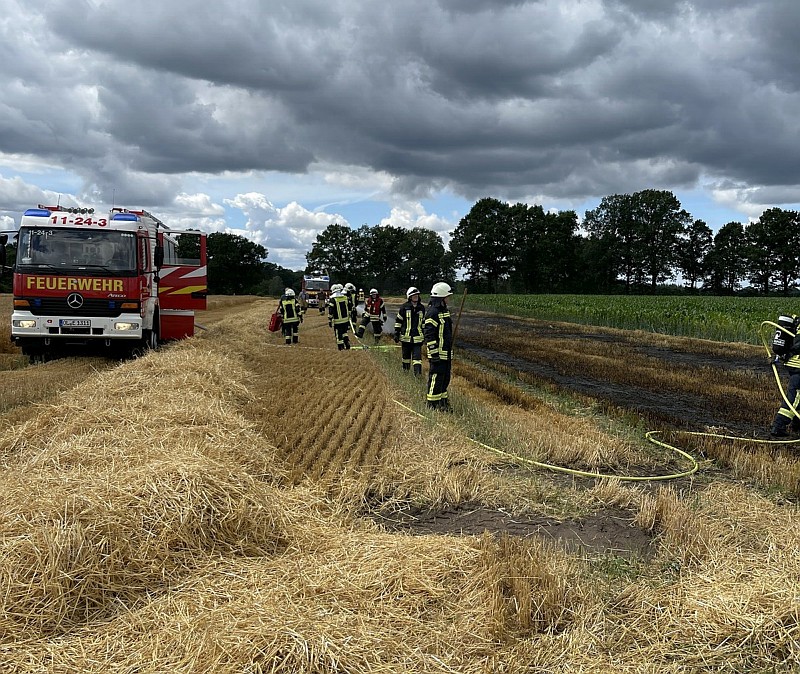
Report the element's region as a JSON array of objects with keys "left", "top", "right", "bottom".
[{"left": 770, "top": 314, "right": 800, "bottom": 360}]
